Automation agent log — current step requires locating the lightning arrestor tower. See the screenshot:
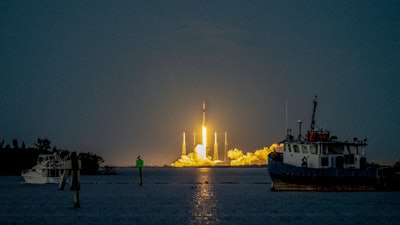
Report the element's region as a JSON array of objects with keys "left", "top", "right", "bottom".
[
  {"left": 214, "top": 132, "right": 218, "bottom": 160},
  {"left": 182, "top": 132, "right": 186, "bottom": 156},
  {"left": 224, "top": 132, "right": 228, "bottom": 161}
]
